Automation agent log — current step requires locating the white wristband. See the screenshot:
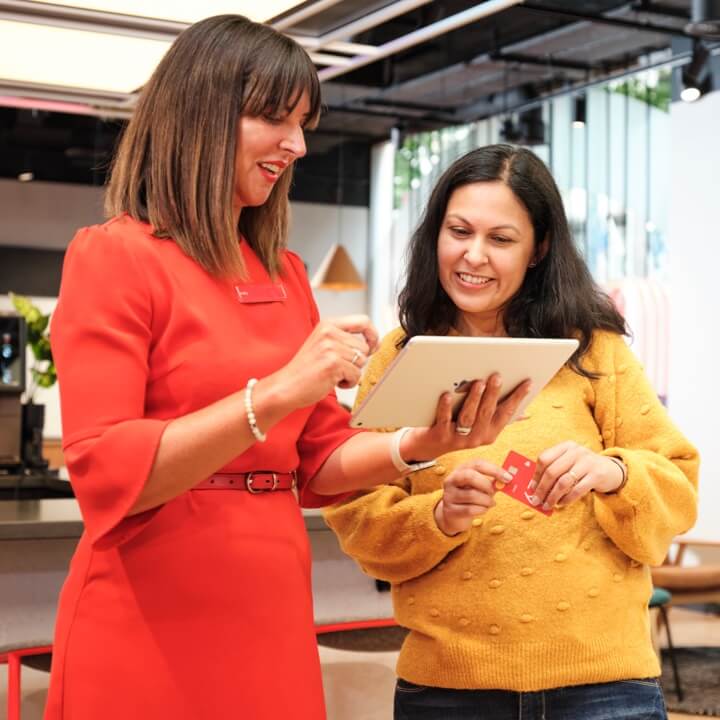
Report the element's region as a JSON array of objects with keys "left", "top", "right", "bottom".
[
  {"left": 390, "top": 427, "right": 436, "bottom": 474},
  {"left": 244, "top": 378, "right": 267, "bottom": 443}
]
